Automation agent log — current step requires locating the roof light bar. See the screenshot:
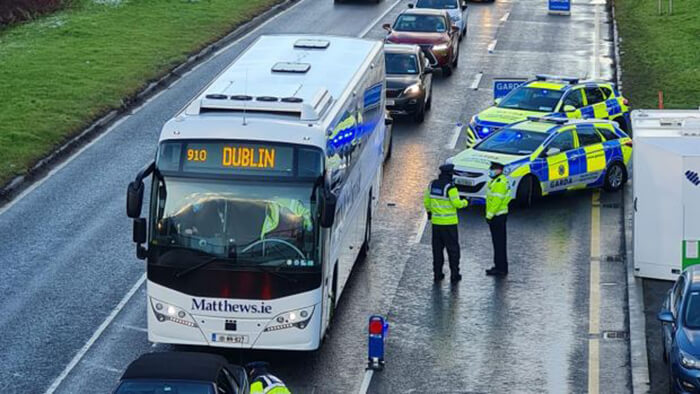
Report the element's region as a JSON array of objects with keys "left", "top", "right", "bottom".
[
  {"left": 527, "top": 115, "right": 569, "bottom": 124},
  {"left": 535, "top": 74, "right": 579, "bottom": 84}
]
